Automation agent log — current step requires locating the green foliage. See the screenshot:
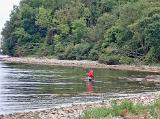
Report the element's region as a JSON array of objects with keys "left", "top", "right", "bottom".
[
  {"left": 144, "top": 47, "right": 158, "bottom": 64},
  {"left": 13, "top": 27, "right": 31, "bottom": 44},
  {"left": 80, "top": 100, "right": 147, "bottom": 119},
  {"left": 149, "top": 99, "right": 160, "bottom": 118},
  {"left": 2, "top": 37, "right": 16, "bottom": 56},
  {"left": 88, "top": 49, "right": 99, "bottom": 61},
  {"left": 98, "top": 54, "right": 120, "bottom": 65},
  {"left": 14, "top": 43, "right": 37, "bottom": 56},
  {"left": 1, "top": 0, "right": 160, "bottom": 64},
  {"left": 57, "top": 53, "right": 66, "bottom": 60},
  {"left": 81, "top": 108, "right": 112, "bottom": 119},
  {"left": 54, "top": 42, "right": 64, "bottom": 54},
  {"left": 36, "top": 7, "right": 55, "bottom": 28},
  {"left": 119, "top": 3, "right": 141, "bottom": 26},
  {"left": 57, "top": 43, "right": 91, "bottom": 60},
  {"left": 119, "top": 56, "right": 134, "bottom": 64},
  {"left": 63, "top": 44, "right": 76, "bottom": 60},
  {"left": 57, "top": 24, "right": 70, "bottom": 36},
  {"left": 71, "top": 18, "right": 88, "bottom": 44},
  {"left": 36, "top": 42, "right": 54, "bottom": 56},
  {"left": 103, "top": 26, "right": 132, "bottom": 48},
  {"left": 73, "top": 43, "right": 91, "bottom": 60}
]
